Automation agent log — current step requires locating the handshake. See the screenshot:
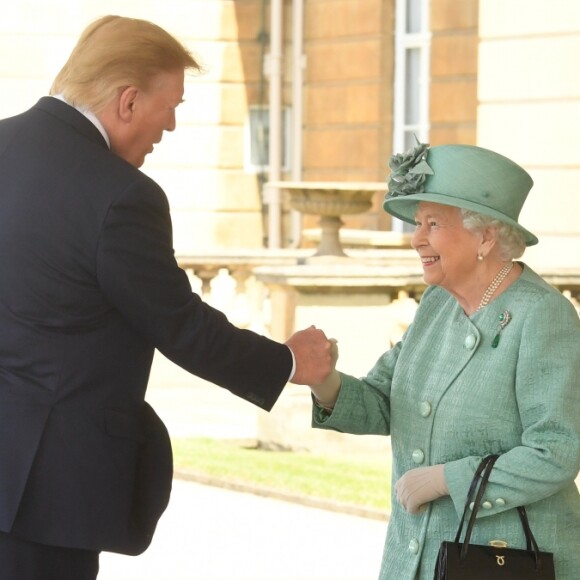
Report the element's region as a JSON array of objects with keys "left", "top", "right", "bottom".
[
  {"left": 285, "top": 326, "right": 449, "bottom": 512},
  {"left": 285, "top": 326, "right": 341, "bottom": 409}
]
